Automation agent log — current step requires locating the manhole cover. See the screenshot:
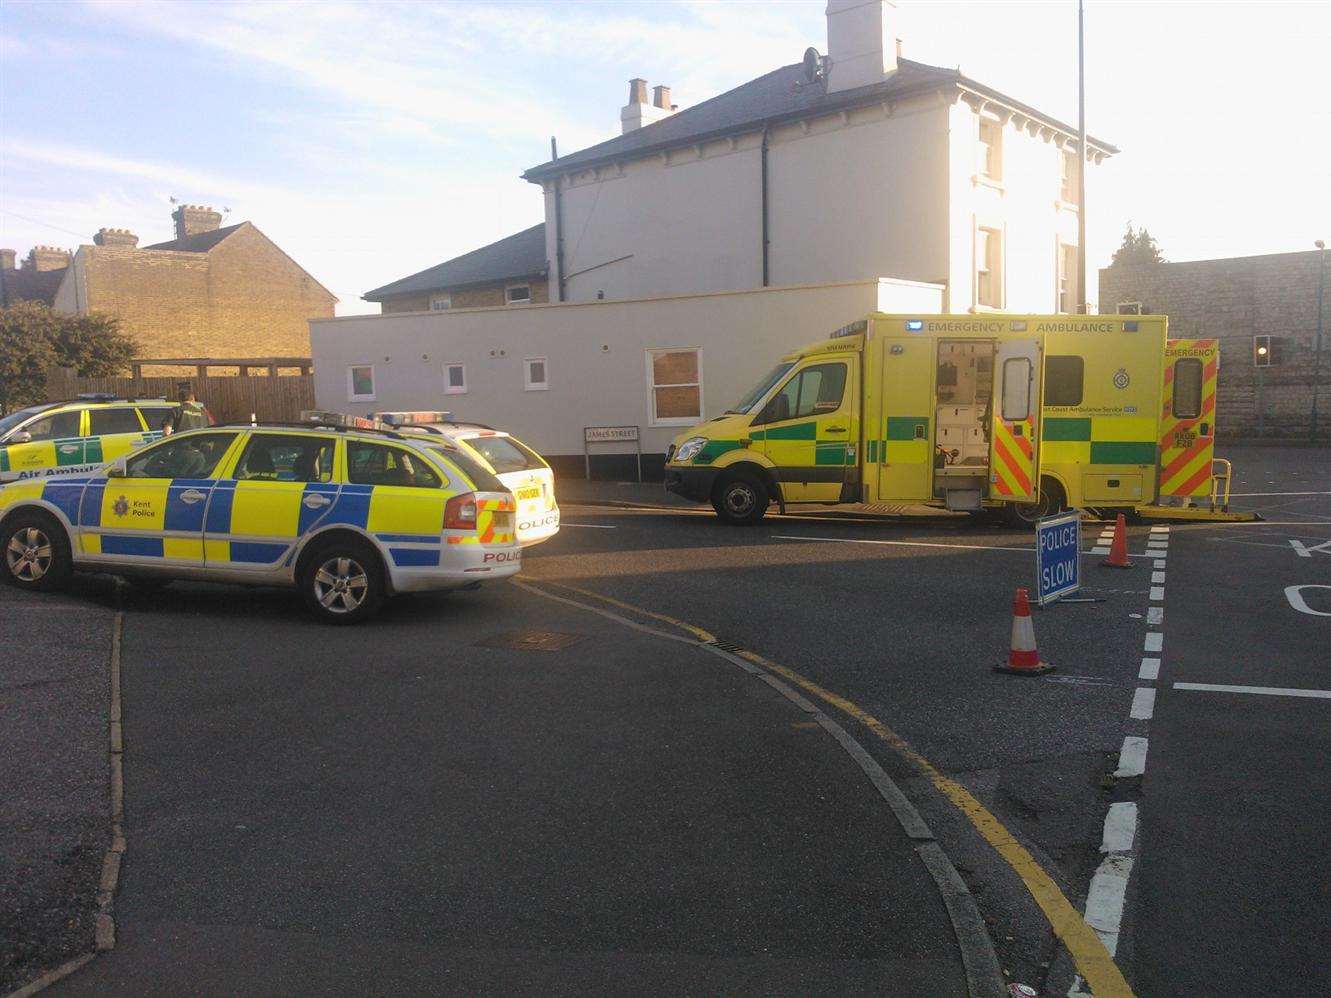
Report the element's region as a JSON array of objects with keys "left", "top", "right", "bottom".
[{"left": 476, "top": 630, "right": 586, "bottom": 652}]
